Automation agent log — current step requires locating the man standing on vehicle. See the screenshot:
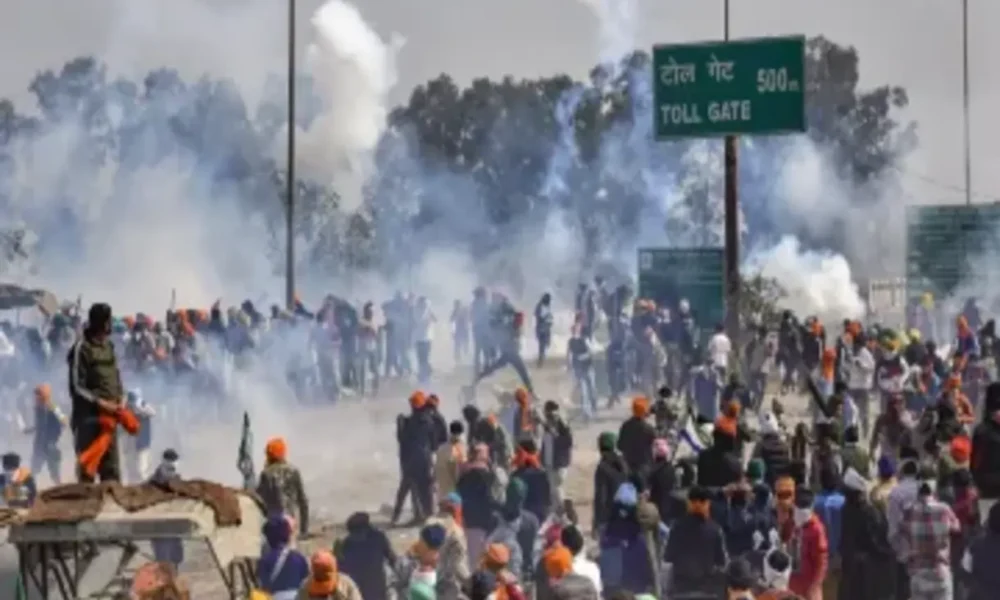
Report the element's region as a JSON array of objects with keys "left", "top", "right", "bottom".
[{"left": 69, "top": 302, "right": 133, "bottom": 483}]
